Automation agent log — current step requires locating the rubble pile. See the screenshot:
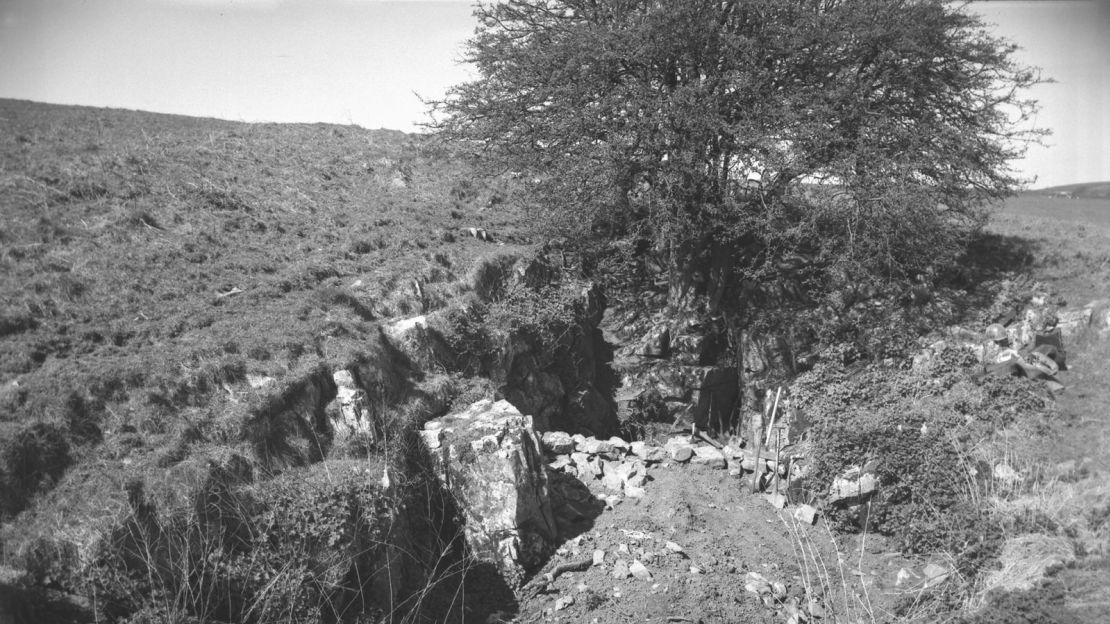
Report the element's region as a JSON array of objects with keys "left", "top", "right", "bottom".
[
  {"left": 538, "top": 430, "right": 810, "bottom": 504},
  {"left": 913, "top": 295, "right": 1110, "bottom": 392}
]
